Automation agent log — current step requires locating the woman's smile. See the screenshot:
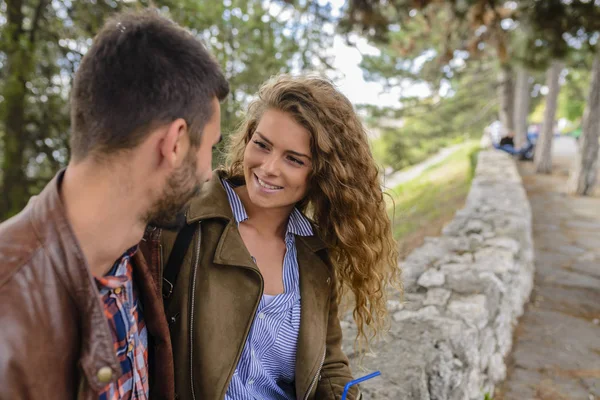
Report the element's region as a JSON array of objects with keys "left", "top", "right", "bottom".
[{"left": 254, "top": 173, "right": 284, "bottom": 192}]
